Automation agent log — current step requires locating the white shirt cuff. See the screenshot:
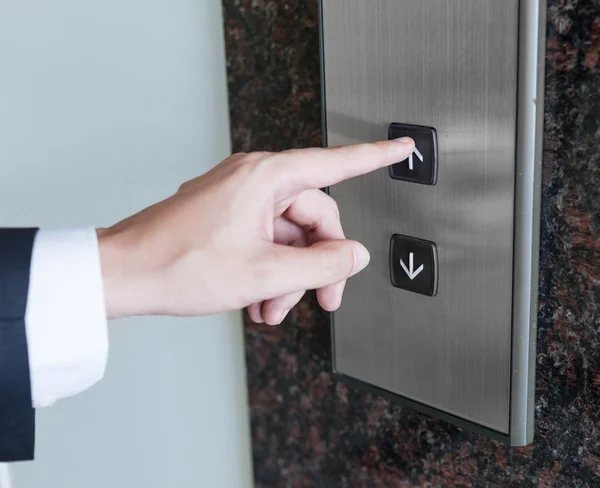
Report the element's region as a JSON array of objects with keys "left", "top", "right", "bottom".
[{"left": 24, "top": 227, "right": 109, "bottom": 408}]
